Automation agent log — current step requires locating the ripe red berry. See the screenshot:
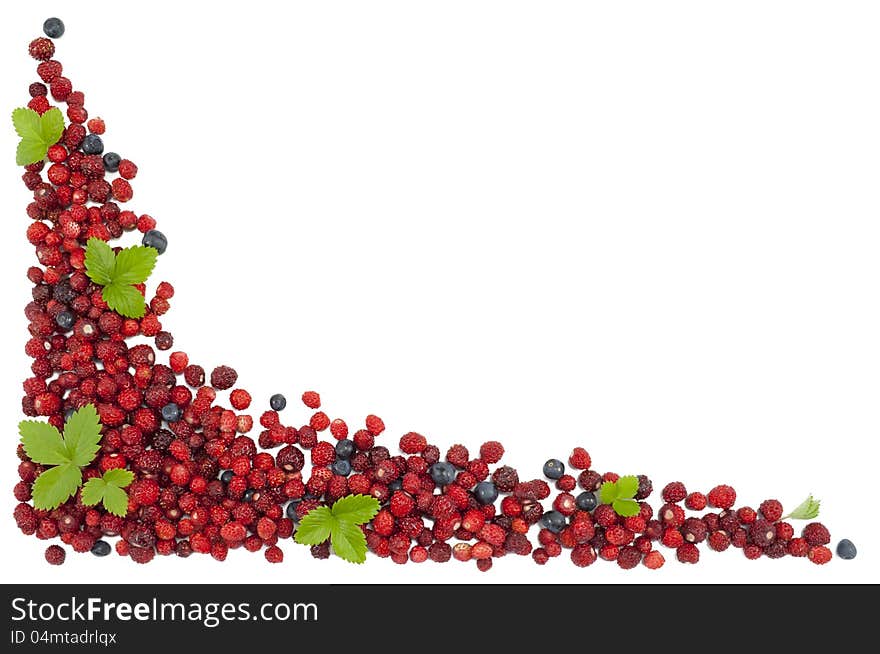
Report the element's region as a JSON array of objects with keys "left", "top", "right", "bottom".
[
  {"left": 684, "top": 492, "right": 707, "bottom": 511},
  {"left": 707, "top": 484, "right": 736, "bottom": 510},
  {"left": 802, "top": 522, "right": 831, "bottom": 546},
  {"left": 808, "top": 545, "right": 832, "bottom": 565},
  {"left": 661, "top": 481, "right": 687, "bottom": 503},
  {"left": 570, "top": 543, "right": 596, "bottom": 567},
  {"left": 45, "top": 544, "right": 65, "bottom": 565},
  {"left": 708, "top": 530, "right": 731, "bottom": 552},
  {"left": 29, "top": 38, "right": 55, "bottom": 61},
  {"left": 301, "top": 391, "right": 321, "bottom": 409},
  {"left": 676, "top": 543, "right": 700, "bottom": 564},
  {"left": 643, "top": 550, "right": 665, "bottom": 569},
  {"left": 479, "top": 440, "right": 504, "bottom": 464},
  {"left": 568, "top": 447, "right": 591, "bottom": 470},
  {"left": 365, "top": 414, "right": 385, "bottom": 436},
  {"left": 210, "top": 365, "right": 238, "bottom": 390},
  {"left": 759, "top": 499, "right": 784, "bottom": 522},
  {"left": 264, "top": 545, "right": 283, "bottom": 563}
]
